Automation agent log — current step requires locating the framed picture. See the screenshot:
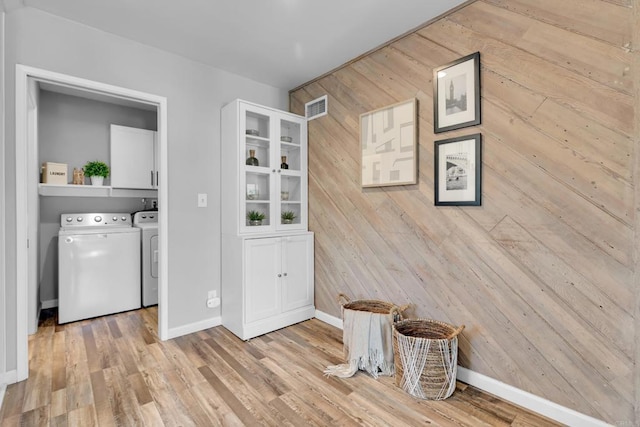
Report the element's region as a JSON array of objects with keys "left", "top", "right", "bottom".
[
  {"left": 434, "top": 133, "right": 482, "bottom": 206},
  {"left": 433, "top": 52, "right": 481, "bottom": 133},
  {"left": 361, "top": 98, "right": 417, "bottom": 187}
]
